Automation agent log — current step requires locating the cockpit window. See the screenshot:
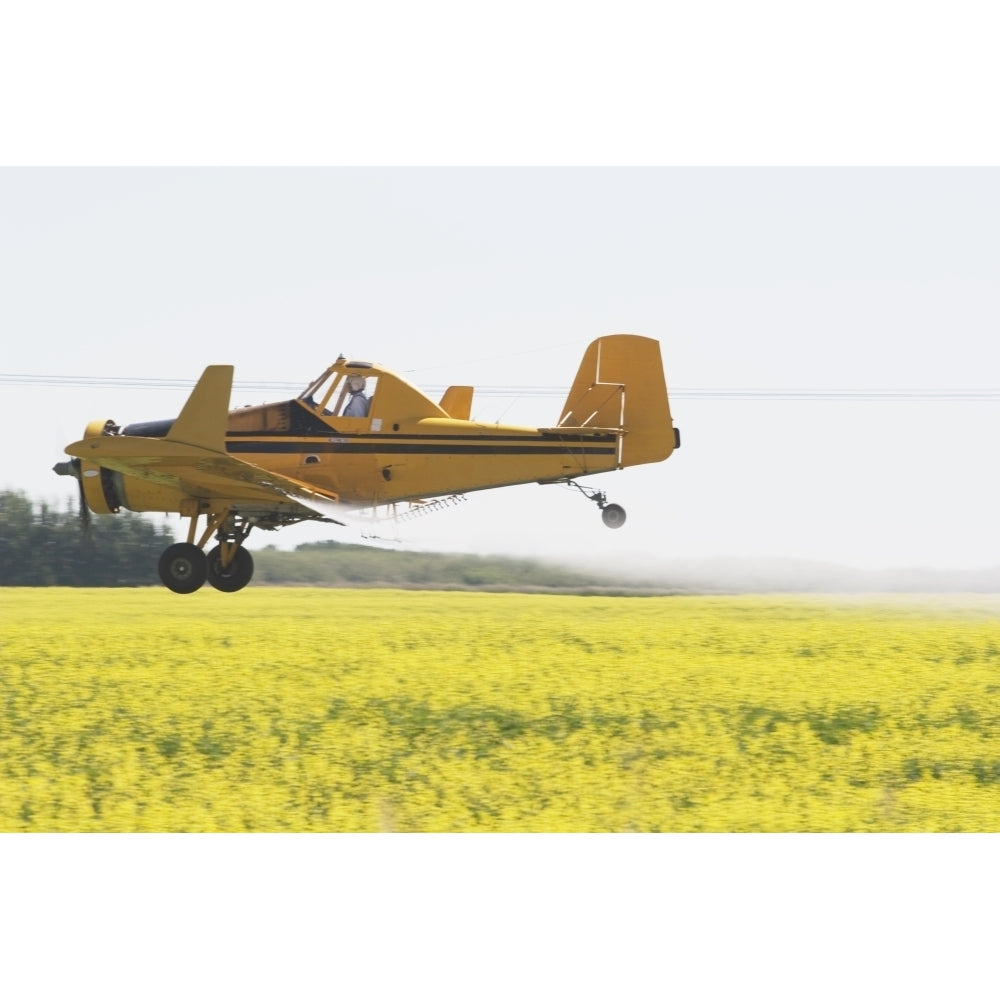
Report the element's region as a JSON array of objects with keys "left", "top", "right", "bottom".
[{"left": 300, "top": 368, "right": 378, "bottom": 418}]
